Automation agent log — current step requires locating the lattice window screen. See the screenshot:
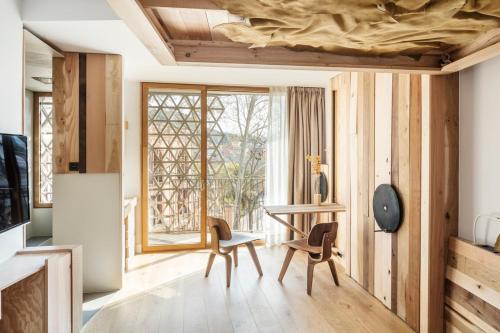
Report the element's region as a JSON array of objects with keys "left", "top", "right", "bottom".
[
  {"left": 147, "top": 92, "right": 202, "bottom": 233},
  {"left": 38, "top": 96, "right": 53, "bottom": 205}
]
